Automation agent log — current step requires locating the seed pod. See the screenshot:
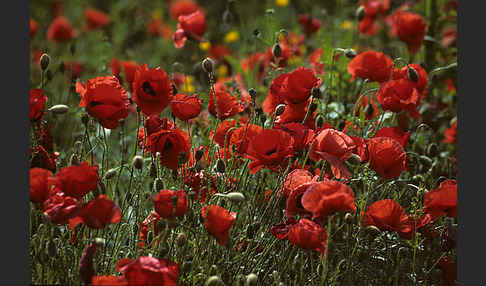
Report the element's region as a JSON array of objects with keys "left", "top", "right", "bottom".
[
  {"left": 315, "top": 114, "right": 325, "bottom": 128},
  {"left": 205, "top": 276, "right": 224, "bottom": 286},
  {"left": 210, "top": 264, "right": 219, "bottom": 275},
  {"left": 344, "top": 213, "right": 354, "bottom": 224},
  {"left": 216, "top": 159, "right": 226, "bottom": 173},
  {"left": 427, "top": 143, "right": 439, "bottom": 157},
  {"left": 275, "top": 104, "right": 286, "bottom": 116},
  {"left": 49, "top": 104, "right": 69, "bottom": 114},
  {"left": 182, "top": 261, "right": 192, "bottom": 272},
  {"left": 94, "top": 237, "right": 106, "bottom": 246},
  {"left": 246, "top": 273, "right": 258, "bottom": 286},
  {"left": 202, "top": 58, "right": 215, "bottom": 74},
  {"left": 70, "top": 154, "right": 80, "bottom": 166},
  {"left": 356, "top": 6, "right": 366, "bottom": 21},
  {"left": 81, "top": 113, "right": 90, "bottom": 126},
  {"left": 344, "top": 48, "right": 357, "bottom": 59},
  {"left": 154, "top": 178, "right": 164, "bottom": 191},
  {"left": 40, "top": 53, "right": 50, "bottom": 71},
  {"left": 347, "top": 153, "right": 361, "bottom": 165},
  {"left": 226, "top": 192, "right": 246, "bottom": 203},
  {"left": 309, "top": 101, "right": 318, "bottom": 113},
  {"left": 365, "top": 225, "right": 380, "bottom": 237},
  {"left": 253, "top": 29, "right": 260, "bottom": 37},
  {"left": 407, "top": 66, "right": 419, "bottom": 82},
  {"left": 177, "top": 233, "right": 187, "bottom": 247},
  {"left": 272, "top": 43, "right": 282, "bottom": 59},
  {"left": 311, "top": 86, "right": 321, "bottom": 99},
  {"left": 104, "top": 168, "right": 117, "bottom": 180},
  {"left": 132, "top": 155, "right": 144, "bottom": 170},
  {"left": 248, "top": 88, "right": 257, "bottom": 101}
]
